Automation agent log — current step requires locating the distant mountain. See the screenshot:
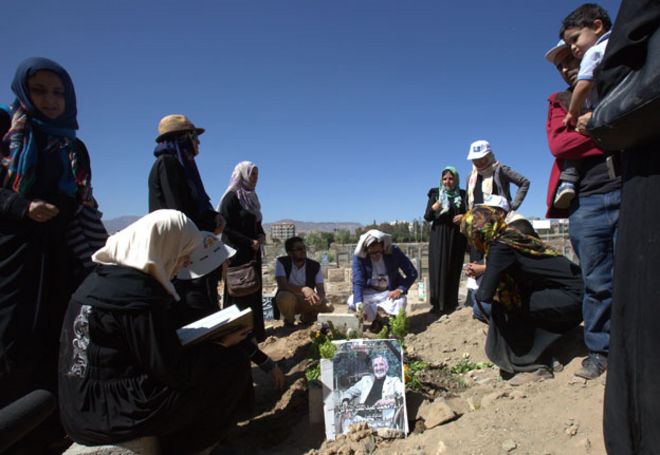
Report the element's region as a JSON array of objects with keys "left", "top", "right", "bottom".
[
  {"left": 103, "top": 216, "right": 362, "bottom": 235},
  {"left": 263, "top": 219, "right": 362, "bottom": 234},
  {"left": 103, "top": 215, "right": 141, "bottom": 234}
]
